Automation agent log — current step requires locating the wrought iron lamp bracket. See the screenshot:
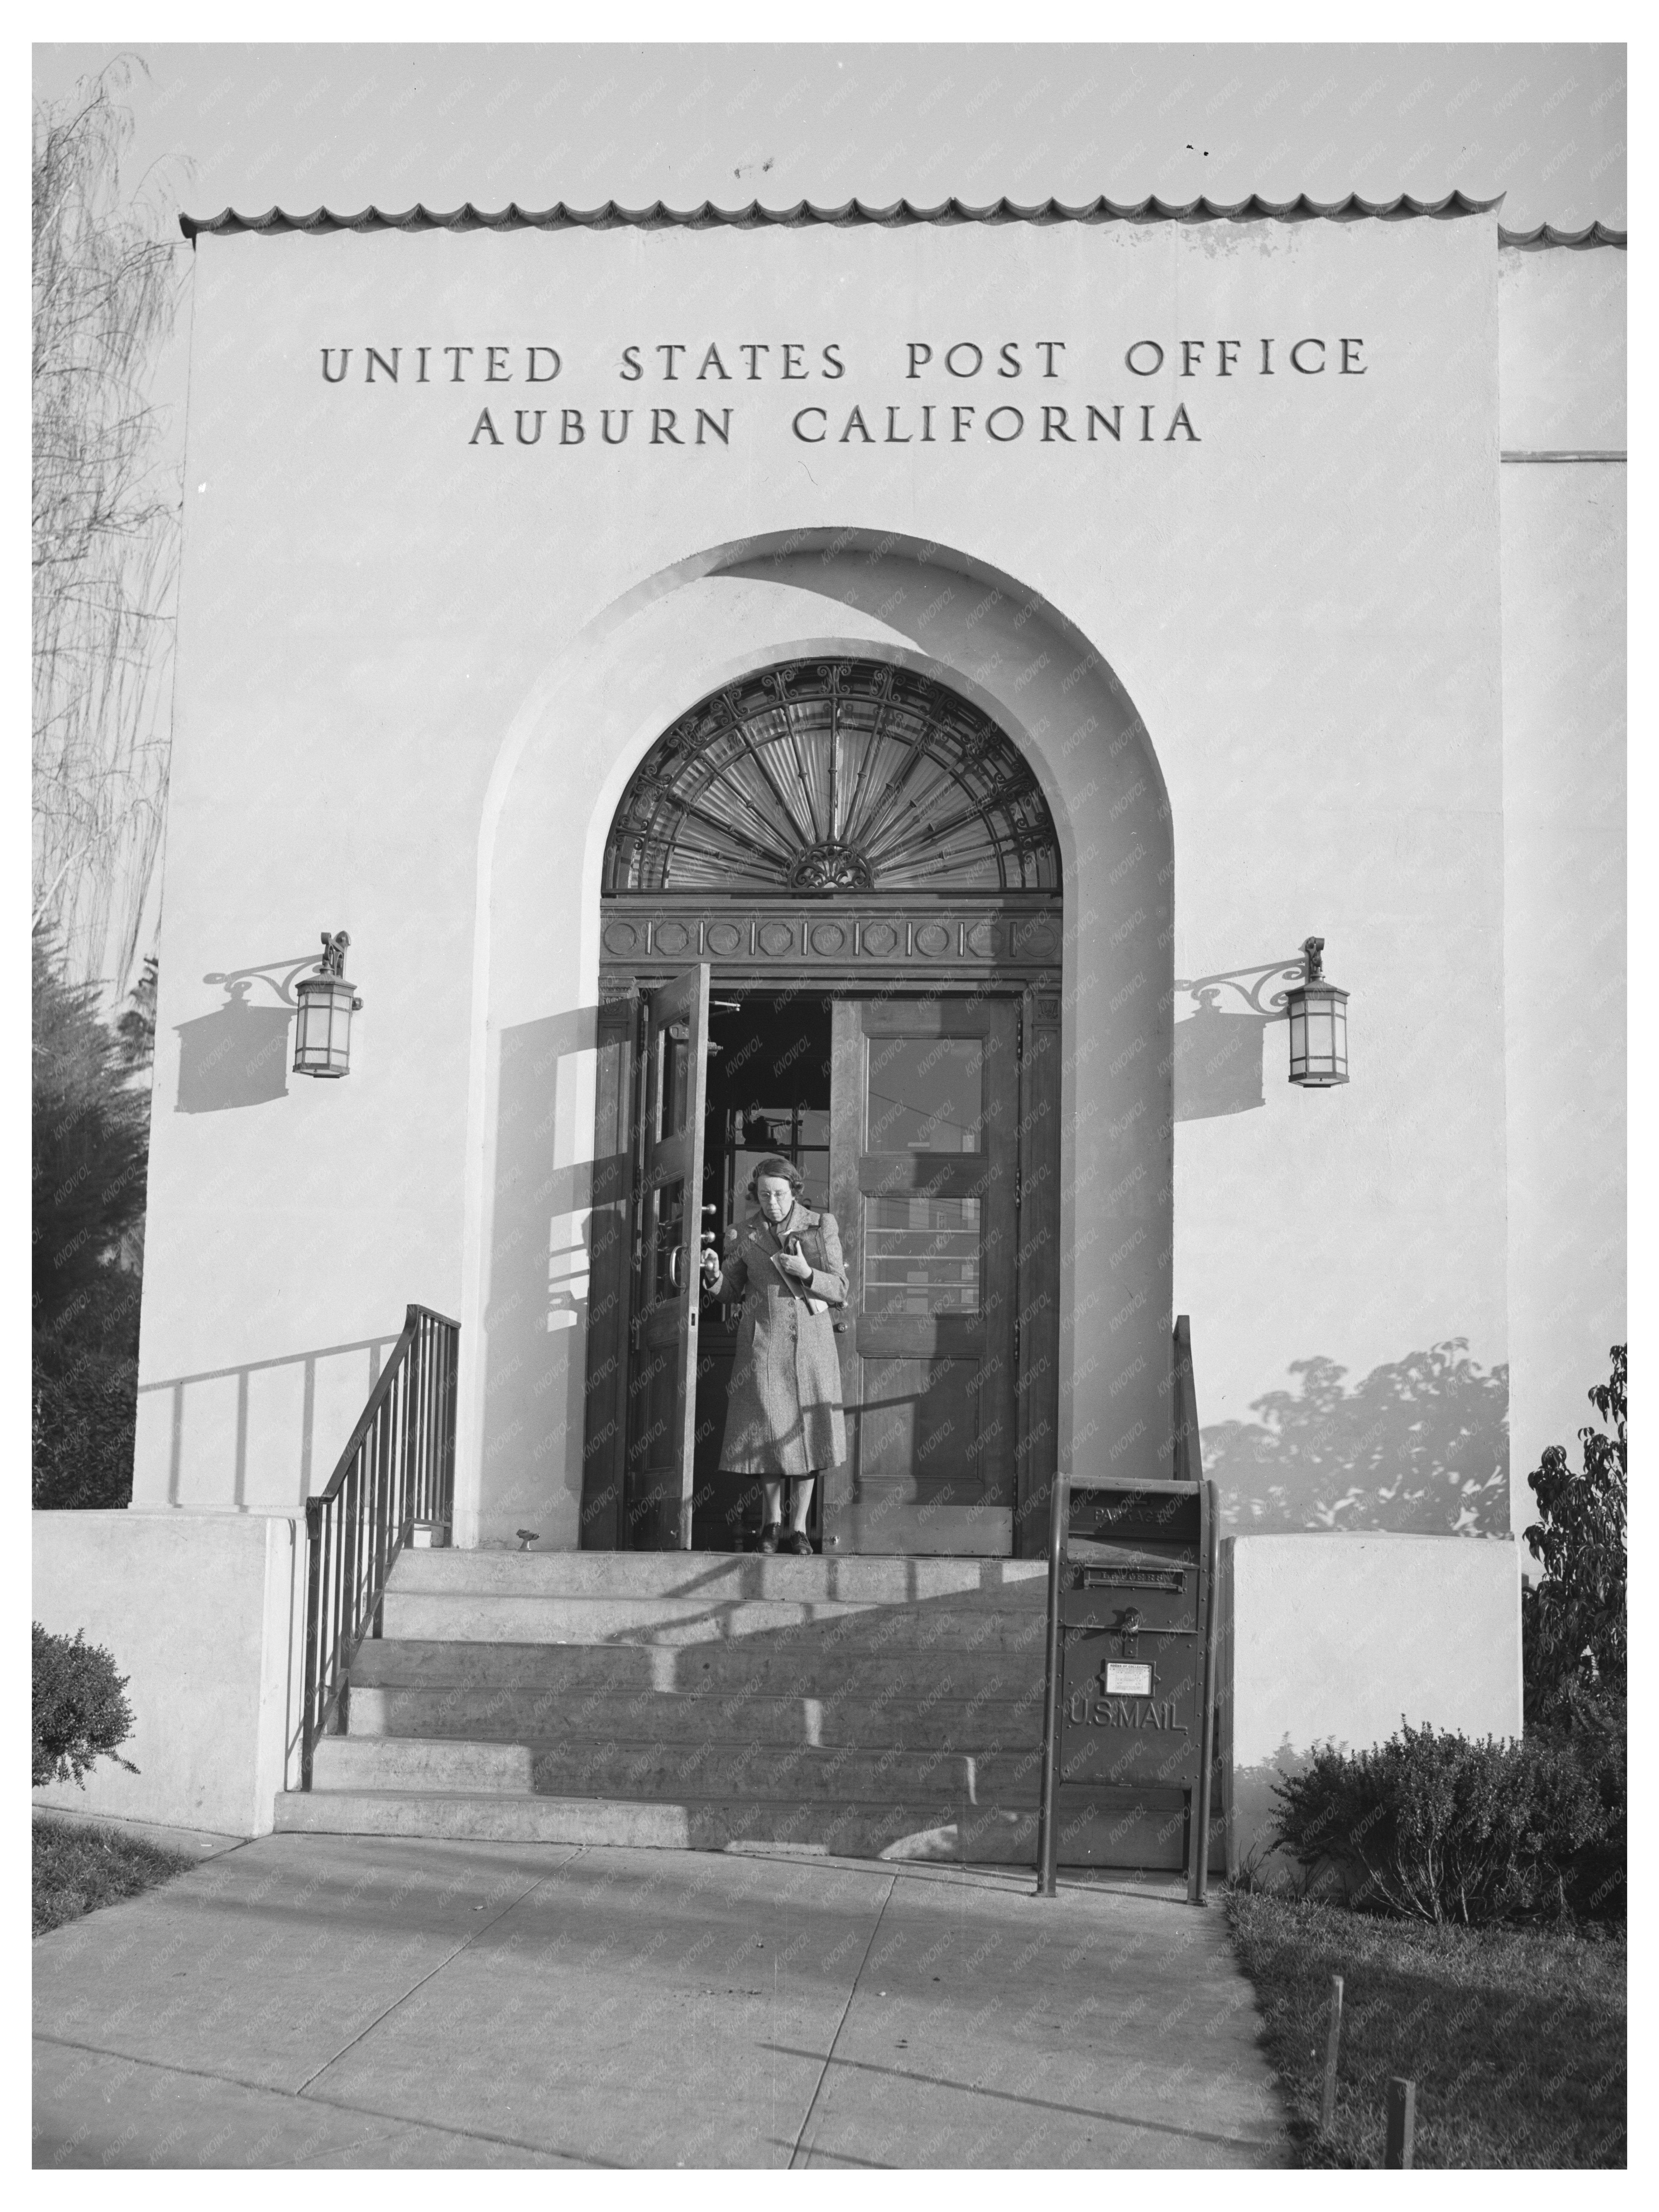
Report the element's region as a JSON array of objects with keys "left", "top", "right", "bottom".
[
  {"left": 206, "top": 931, "right": 360, "bottom": 1009},
  {"left": 1174, "top": 942, "right": 1320, "bottom": 1020}
]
